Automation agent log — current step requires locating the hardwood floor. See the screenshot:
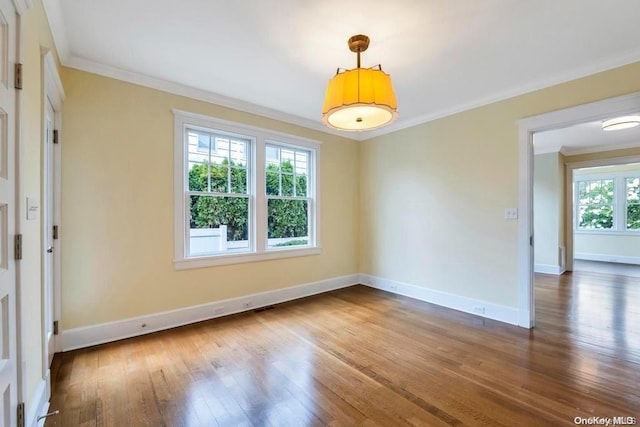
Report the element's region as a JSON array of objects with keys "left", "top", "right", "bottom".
[
  {"left": 573, "top": 259, "right": 640, "bottom": 278},
  {"left": 47, "top": 273, "right": 640, "bottom": 426}
]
